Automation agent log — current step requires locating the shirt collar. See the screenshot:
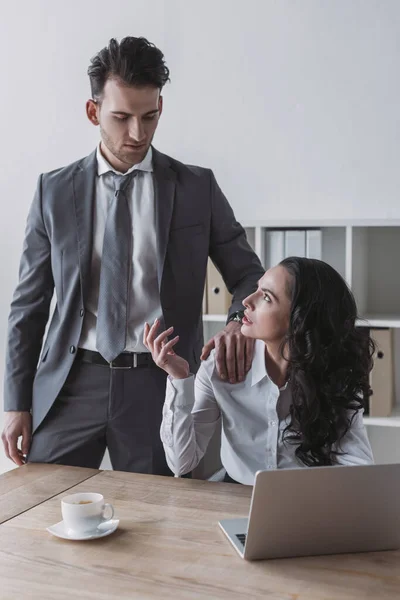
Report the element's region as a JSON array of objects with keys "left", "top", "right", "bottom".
[
  {"left": 250, "top": 339, "right": 269, "bottom": 387},
  {"left": 96, "top": 143, "right": 153, "bottom": 176},
  {"left": 250, "top": 339, "right": 289, "bottom": 391}
]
